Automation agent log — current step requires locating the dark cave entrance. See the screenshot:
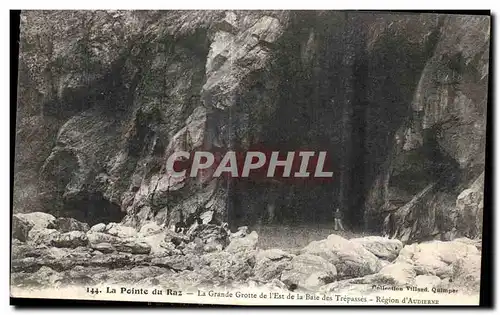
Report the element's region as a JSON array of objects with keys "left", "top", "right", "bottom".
[
  {"left": 62, "top": 192, "right": 125, "bottom": 227},
  {"left": 227, "top": 13, "right": 440, "bottom": 232},
  {"left": 40, "top": 149, "right": 125, "bottom": 226}
]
